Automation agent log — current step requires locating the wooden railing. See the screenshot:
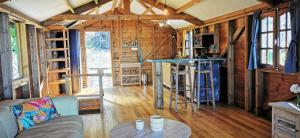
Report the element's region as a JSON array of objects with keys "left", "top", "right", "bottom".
[{"left": 64, "top": 69, "right": 112, "bottom": 113}]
